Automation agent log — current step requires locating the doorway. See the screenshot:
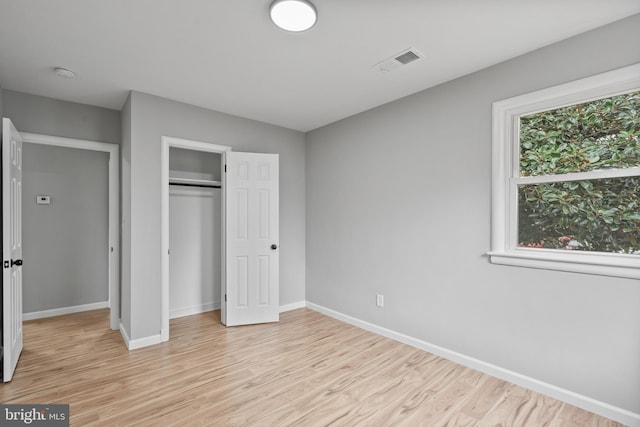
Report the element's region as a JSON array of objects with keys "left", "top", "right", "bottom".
[
  {"left": 2, "top": 125, "right": 119, "bottom": 382},
  {"left": 20, "top": 132, "right": 120, "bottom": 330},
  {"left": 168, "top": 147, "right": 222, "bottom": 319},
  {"left": 160, "top": 137, "right": 230, "bottom": 342}
]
